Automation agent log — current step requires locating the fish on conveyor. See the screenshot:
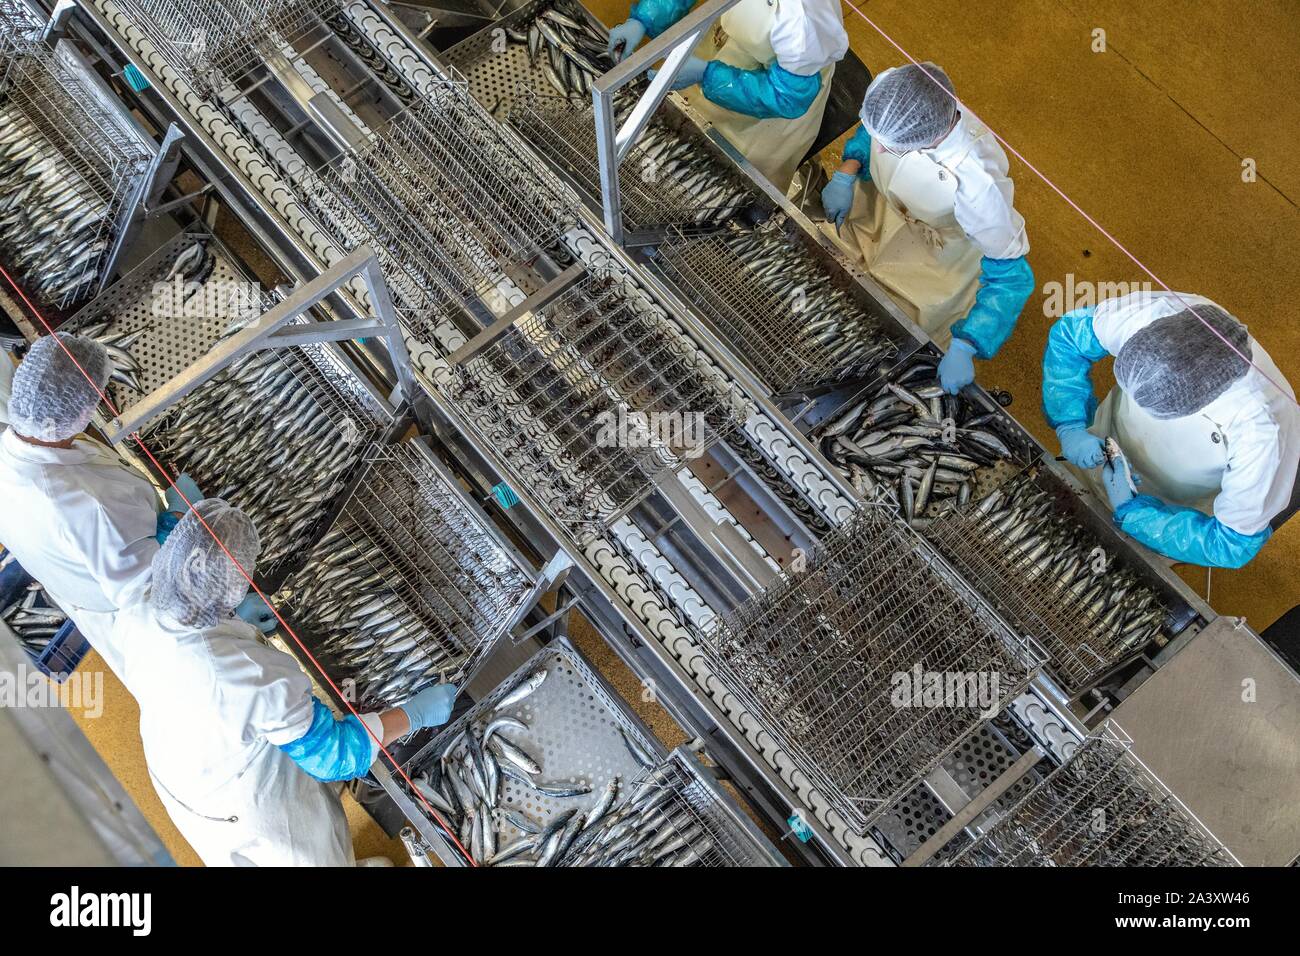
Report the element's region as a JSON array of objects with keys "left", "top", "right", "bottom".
[
  {"left": 512, "top": 0, "right": 615, "bottom": 99},
  {"left": 812, "top": 351, "right": 1017, "bottom": 523}
]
